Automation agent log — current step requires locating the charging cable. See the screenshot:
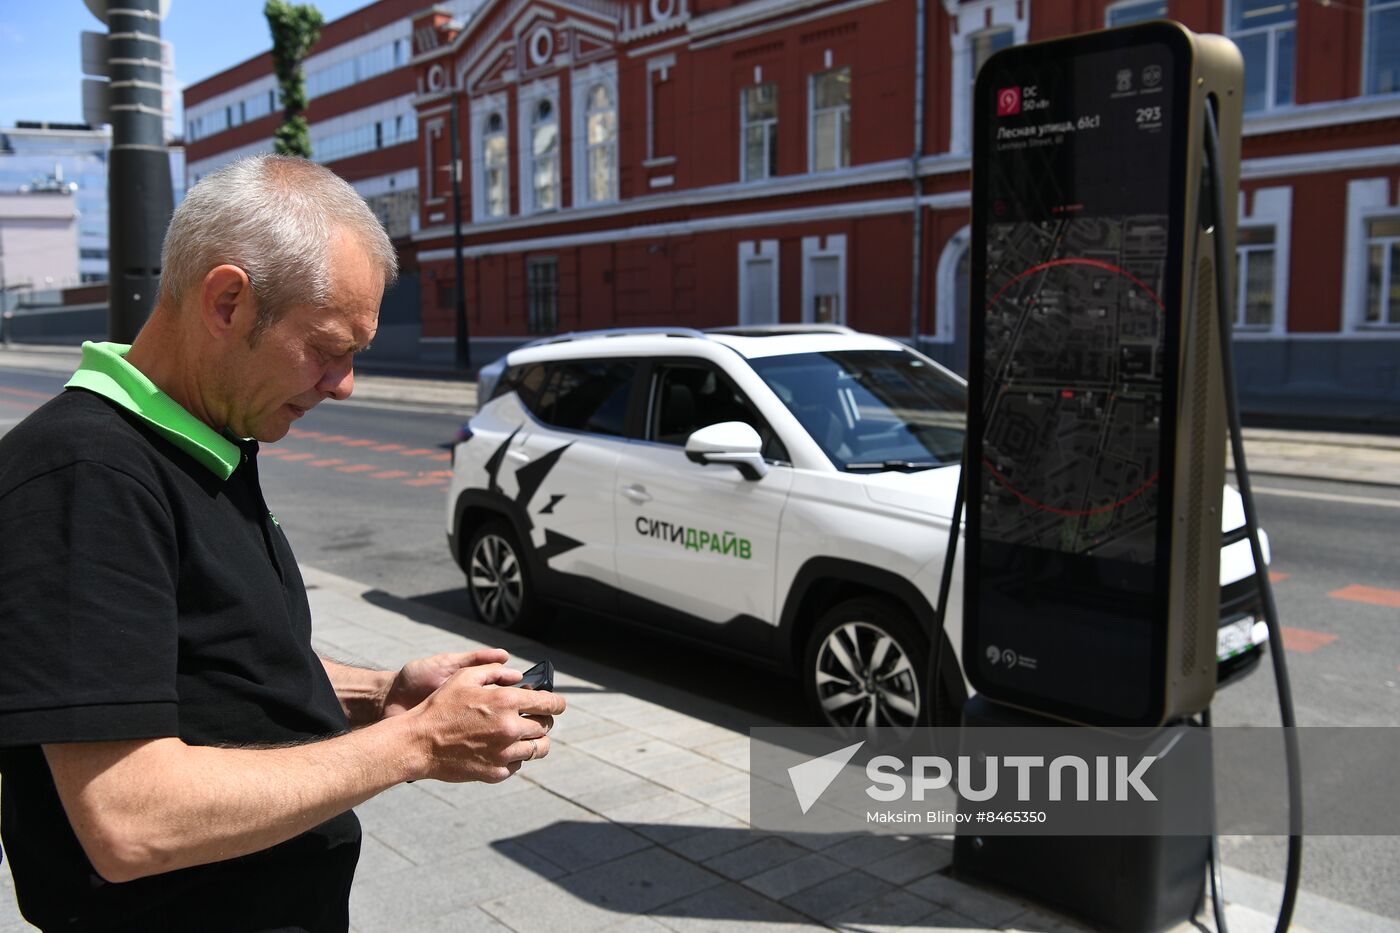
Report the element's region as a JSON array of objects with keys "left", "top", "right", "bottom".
[{"left": 1201, "top": 93, "right": 1304, "bottom": 933}]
